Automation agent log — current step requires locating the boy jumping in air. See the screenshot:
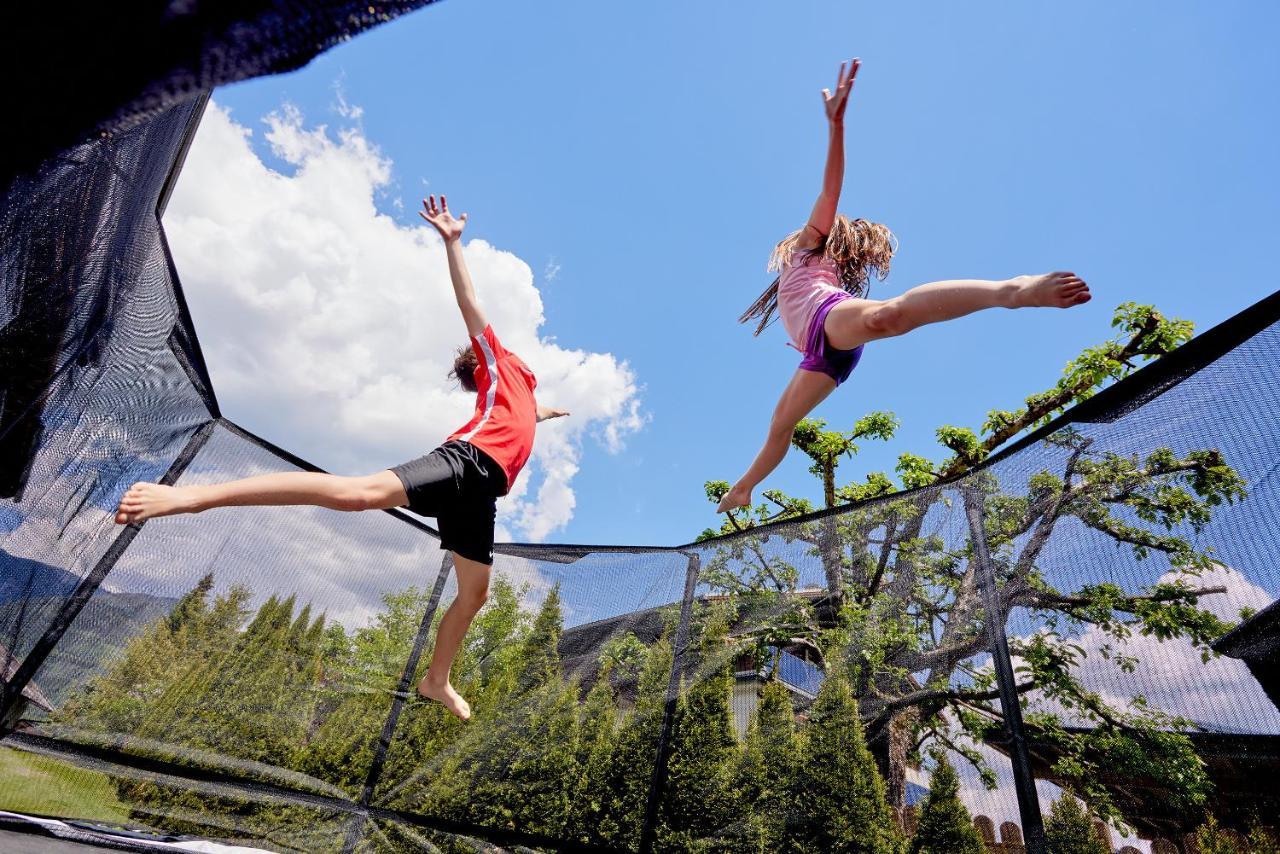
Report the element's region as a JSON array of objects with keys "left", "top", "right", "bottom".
[{"left": 116, "top": 195, "right": 568, "bottom": 720}]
